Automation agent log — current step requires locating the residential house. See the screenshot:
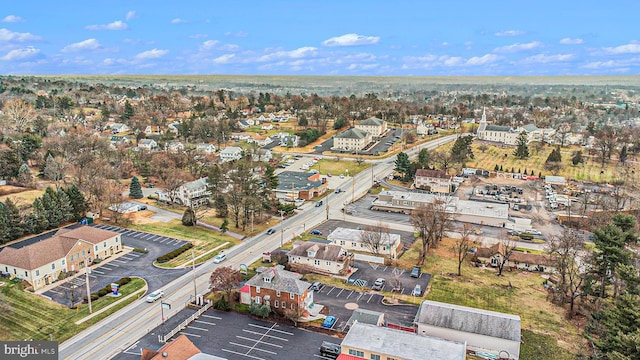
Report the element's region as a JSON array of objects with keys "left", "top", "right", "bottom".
[
  {"left": 275, "top": 171, "right": 328, "bottom": 202},
  {"left": 195, "top": 143, "right": 216, "bottom": 155},
  {"left": 287, "top": 241, "right": 352, "bottom": 275},
  {"left": 230, "top": 132, "right": 252, "bottom": 142},
  {"left": 332, "top": 128, "right": 372, "bottom": 152},
  {"left": 110, "top": 123, "right": 130, "bottom": 134},
  {"left": 242, "top": 265, "right": 315, "bottom": 316},
  {"left": 167, "top": 122, "right": 180, "bottom": 135},
  {"left": 238, "top": 120, "right": 250, "bottom": 129},
  {"left": 261, "top": 123, "right": 274, "bottom": 131},
  {"left": 219, "top": 146, "right": 243, "bottom": 163},
  {"left": 0, "top": 226, "right": 121, "bottom": 290},
  {"left": 143, "top": 125, "right": 163, "bottom": 136},
  {"left": 414, "top": 169, "right": 453, "bottom": 194},
  {"left": 140, "top": 334, "right": 225, "bottom": 360},
  {"left": 414, "top": 300, "right": 521, "bottom": 360},
  {"left": 327, "top": 227, "right": 402, "bottom": 259},
  {"left": 475, "top": 243, "right": 557, "bottom": 273},
  {"left": 279, "top": 135, "right": 299, "bottom": 147},
  {"left": 355, "top": 117, "right": 387, "bottom": 137},
  {"left": 166, "top": 140, "right": 185, "bottom": 153},
  {"left": 174, "top": 177, "right": 210, "bottom": 207},
  {"left": 108, "top": 202, "right": 144, "bottom": 214},
  {"left": 137, "top": 138, "right": 159, "bottom": 151},
  {"left": 341, "top": 322, "right": 467, "bottom": 360},
  {"left": 251, "top": 149, "right": 273, "bottom": 162},
  {"left": 416, "top": 121, "right": 433, "bottom": 136}
]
